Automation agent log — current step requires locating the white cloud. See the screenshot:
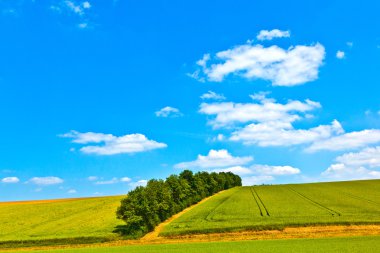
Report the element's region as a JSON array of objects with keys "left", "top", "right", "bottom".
[
  {"left": 211, "top": 134, "right": 225, "bottom": 142},
  {"left": 61, "top": 131, "right": 167, "bottom": 155},
  {"left": 120, "top": 177, "right": 132, "bottom": 182},
  {"left": 213, "top": 166, "right": 253, "bottom": 175},
  {"left": 321, "top": 146, "right": 380, "bottom": 181},
  {"left": 64, "top": 0, "right": 84, "bottom": 15},
  {"left": 1, "top": 177, "right": 20, "bottom": 183},
  {"left": 174, "top": 149, "right": 253, "bottom": 169},
  {"left": 336, "top": 50, "right": 345, "bottom": 59},
  {"left": 82, "top": 1, "right": 91, "bottom": 9},
  {"left": 256, "top": 29, "right": 290, "bottom": 41},
  {"left": 242, "top": 175, "right": 274, "bottom": 186},
  {"left": 87, "top": 176, "right": 98, "bottom": 181},
  {"left": 95, "top": 177, "right": 131, "bottom": 185},
  {"left": 321, "top": 163, "right": 380, "bottom": 181},
  {"left": 192, "top": 40, "right": 325, "bottom": 86},
  {"left": 155, "top": 106, "right": 183, "bottom": 118},
  {"left": 200, "top": 91, "right": 226, "bottom": 101},
  {"left": 199, "top": 94, "right": 321, "bottom": 129},
  {"left": 200, "top": 94, "right": 380, "bottom": 152},
  {"left": 307, "top": 129, "right": 380, "bottom": 152},
  {"left": 335, "top": 146, "right": 380, "bottom": 168},
  {"left": 187, "top": 70, "right": 205, "bottom": 82},
  {"left": 67, "top": 189, "right": 77, "bottom": 194},
  {"left": 231, "top": 120, "right": 343, "bottom": 147},
  {"left": 129, "top": 180, "right": 148, "bottom": 188},
  {"left": 95, "top": 177, "right": 119, "bottom": 185},
  {"left": 94, "top": 177, "right": 131, "bottom": 185},
  {"left": 252, "top": 165, "right": 301, "bottom": 175},
  {"left": 29, "top": 177, "right": 64, "bottom": 185},
  {"left": 78, "top": 23, "right": 88, "bottom": 29}
]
